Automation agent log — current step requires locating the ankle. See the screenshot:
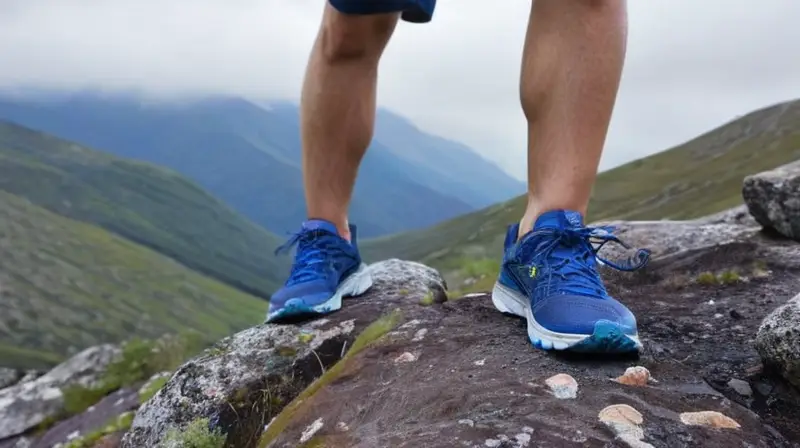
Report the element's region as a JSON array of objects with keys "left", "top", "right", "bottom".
[
  {"left": 306, "top": 215, "right": 351, "bottom": 242},
  {"left": 518, "top": 198, "right": 589, "bottom": 240},
  {"left": 518, "top": 200, "right": 544, "bottom": 241}
]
